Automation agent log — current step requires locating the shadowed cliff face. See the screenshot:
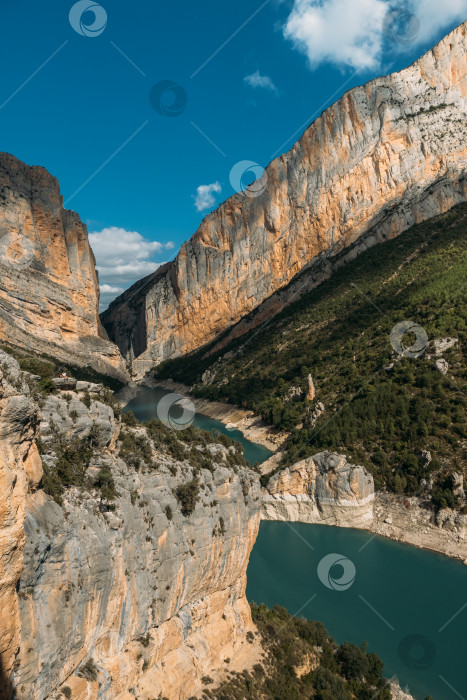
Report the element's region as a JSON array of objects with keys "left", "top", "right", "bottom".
[
  {"left": 0, "top": 153, "right": 127, "bottom": 381},
  {"left": 102, "top": 21, "right": 467, "bottom": 378}
]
